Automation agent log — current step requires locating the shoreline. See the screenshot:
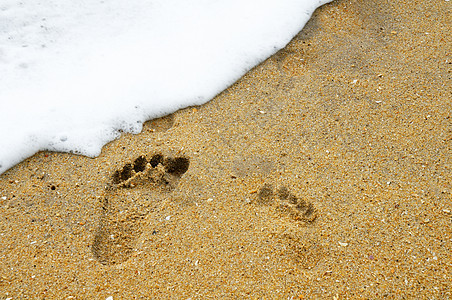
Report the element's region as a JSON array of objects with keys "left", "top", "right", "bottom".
[{"left": 1, "top": 0, "right": 451, "bottom": 298}]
